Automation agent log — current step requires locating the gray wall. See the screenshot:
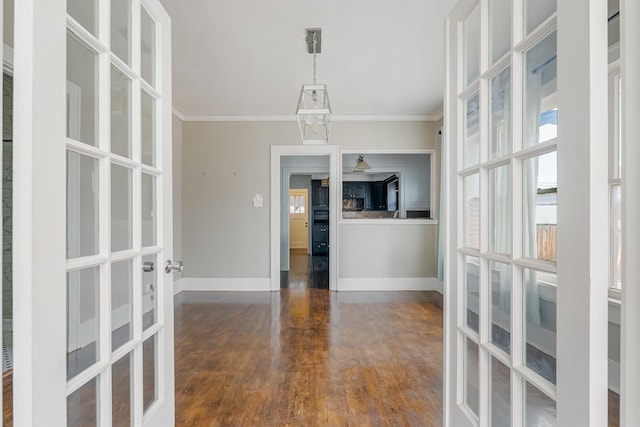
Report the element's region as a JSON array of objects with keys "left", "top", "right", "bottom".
[
  {"left": 339, "top": 224, "right": 438, "bottom": 278},
  {"left": 181, "top": 120, "right": 441, "bottom": 280},
  {"left": 182, "top": 121, "right": 284, "bottom": 278},
  {"left": 290, "top": 175, "right": 311, "bottom": 190},
  {"left": 609, "top": 321, "right": 620, "bottom": 362},
  {"left": 3, "top": 0, "right": 13, "bottom": 48},
  {"left": 608, "top": 0, "right": 620, "bottom": 46}
]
